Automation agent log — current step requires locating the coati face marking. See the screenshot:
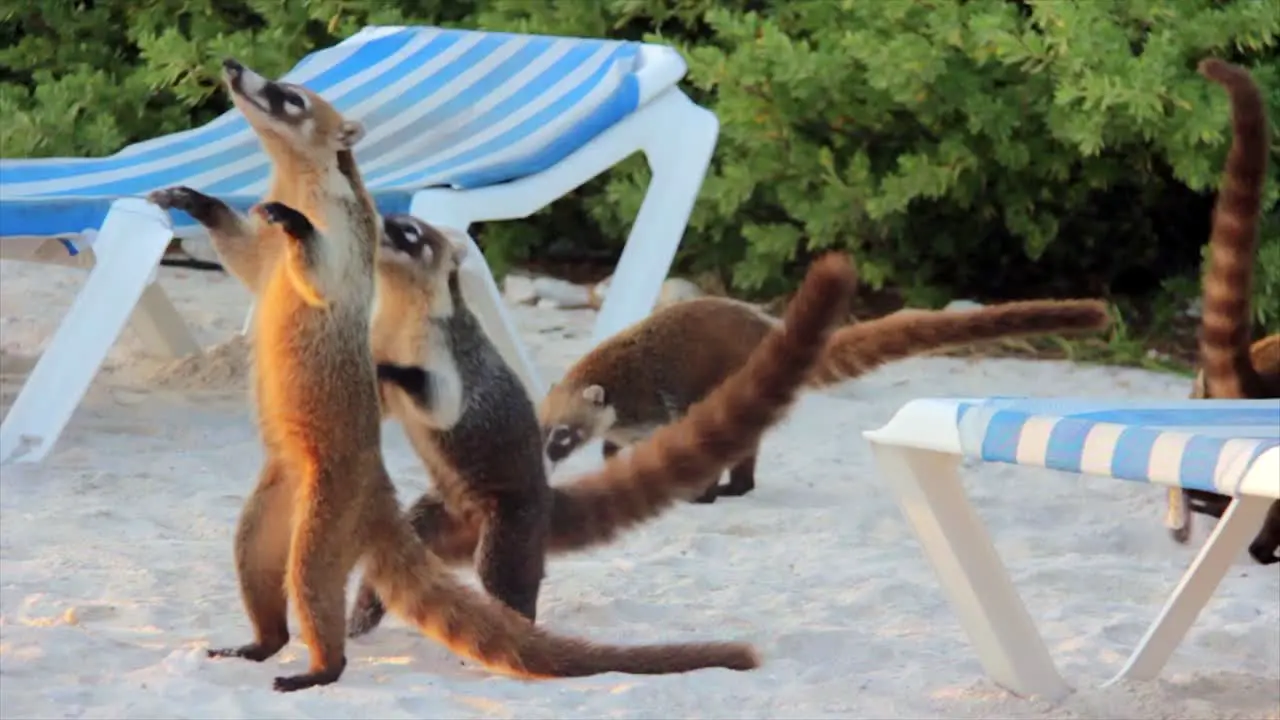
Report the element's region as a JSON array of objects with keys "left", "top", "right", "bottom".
[
  {"left": 377, "top": 214, "right": 468, "bottom": 318},
  {"left": 541, "top": 383, "right": 617, "bottom": 464},
  {"left": 222, "top": 57, "right": 365, "bottom": 153}
]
